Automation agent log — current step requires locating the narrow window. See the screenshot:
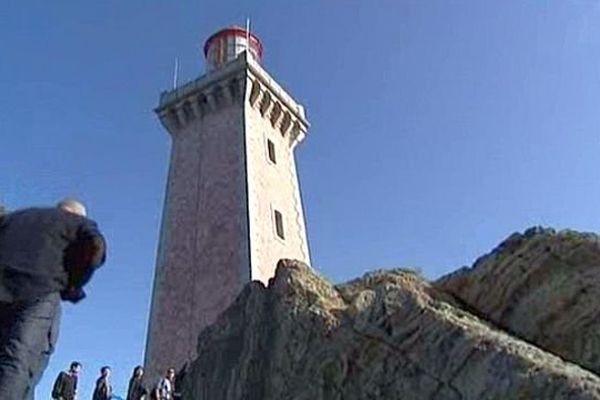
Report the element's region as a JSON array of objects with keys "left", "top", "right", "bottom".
[
  {"left": 267, "top": 139, "right": 276, "bottom": 164},
  {"left": 274, "top": 210, "right": 285, "bottom": 240}
]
